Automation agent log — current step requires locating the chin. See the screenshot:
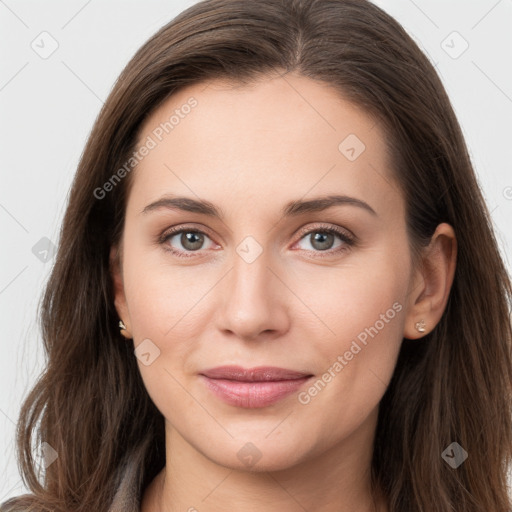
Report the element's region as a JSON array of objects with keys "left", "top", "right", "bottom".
[{"left": 202, "top": 436, "right": 309, "bottom": 473}]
